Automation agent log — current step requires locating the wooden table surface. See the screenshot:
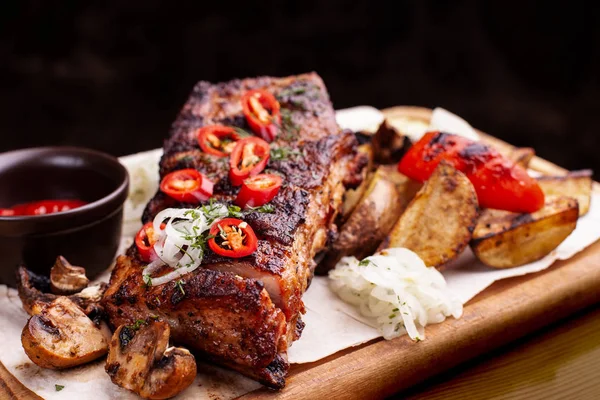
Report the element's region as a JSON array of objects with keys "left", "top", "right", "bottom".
[
  {"left": 394, "top": 303, "right": 600, "bottom": 399},
  {"left": 2, "top": 106, "right": 599, "bottom": 399}
]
